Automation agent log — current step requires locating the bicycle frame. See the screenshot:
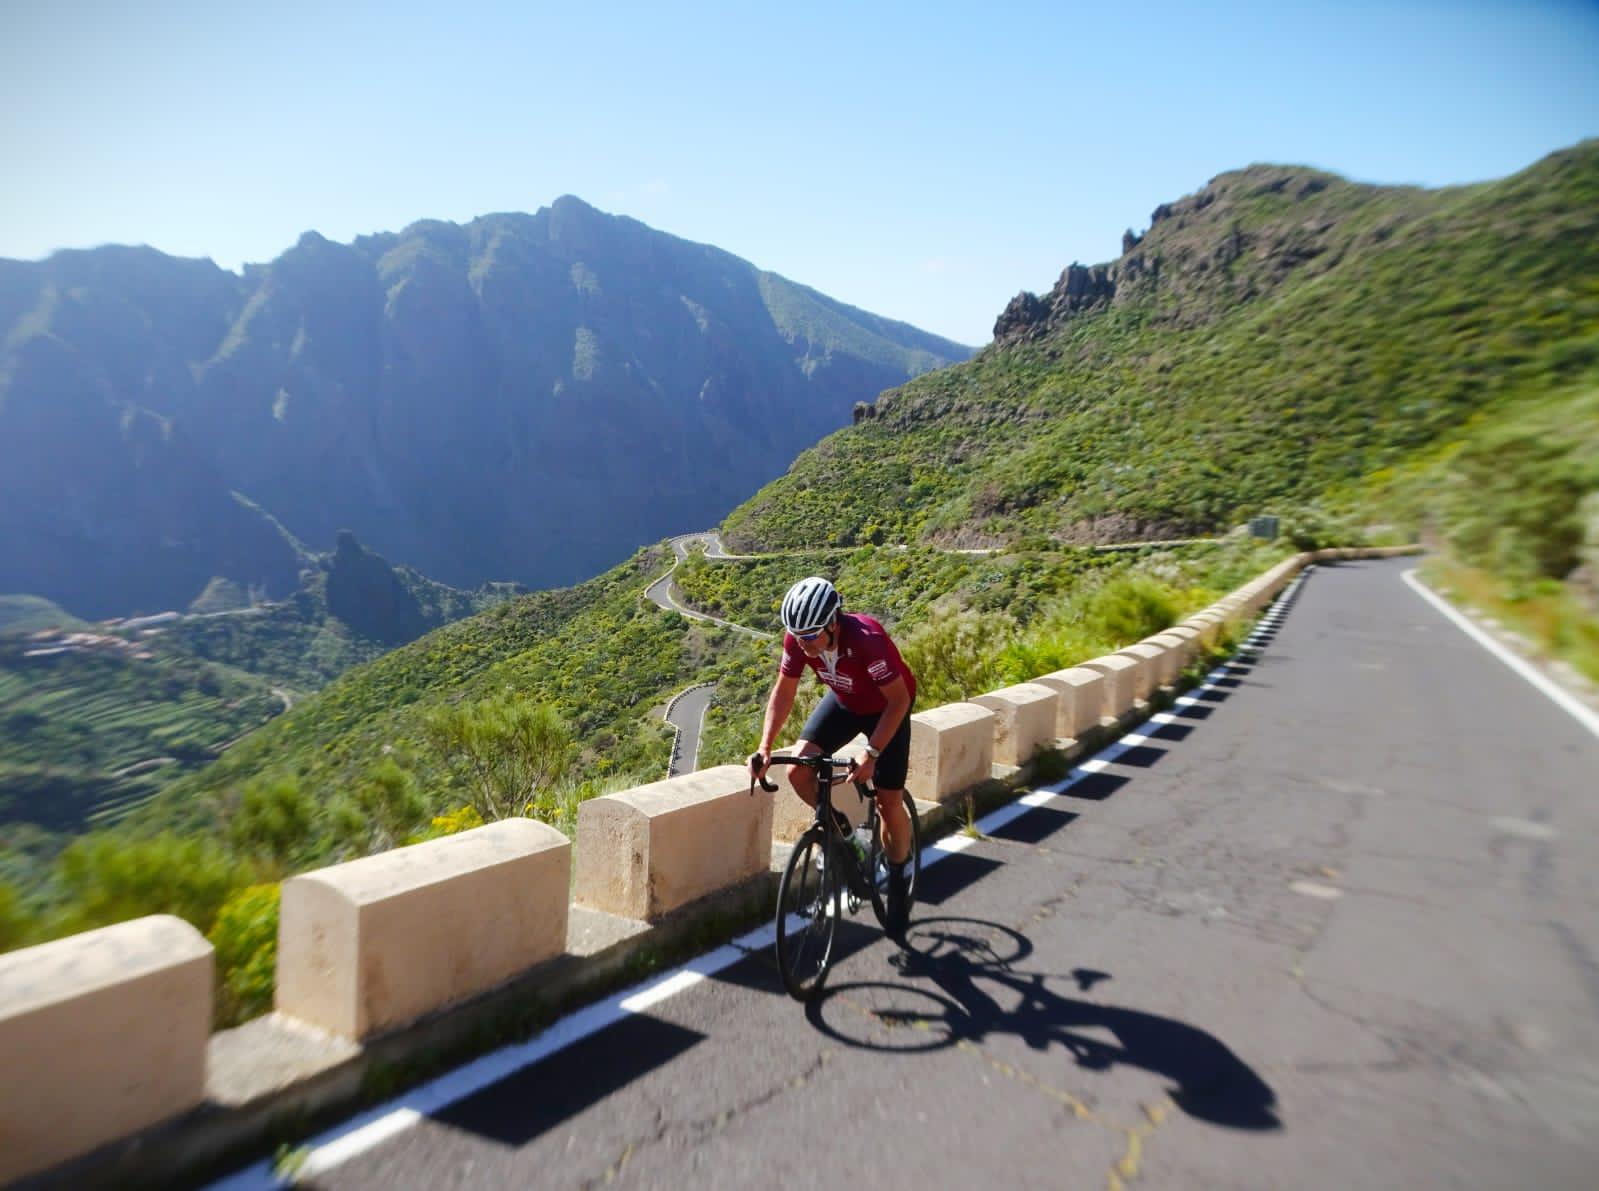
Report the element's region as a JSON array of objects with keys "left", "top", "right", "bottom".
[
  {"left": 752, "top": 753, "right": 877, "bottom": 895},
  {"left": 758, "top": 750, "right": 923, "bottom": 999}
]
